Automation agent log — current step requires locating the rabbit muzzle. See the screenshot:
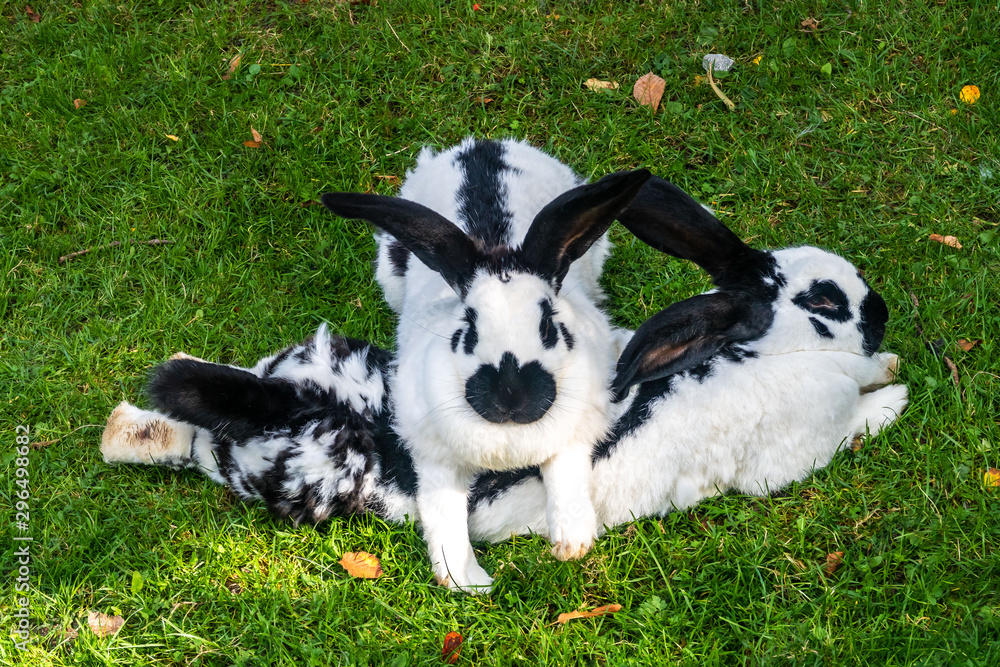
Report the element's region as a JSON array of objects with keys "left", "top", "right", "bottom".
[{"left": 464, "top": 352, "right": 556, "bottom": 424}]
